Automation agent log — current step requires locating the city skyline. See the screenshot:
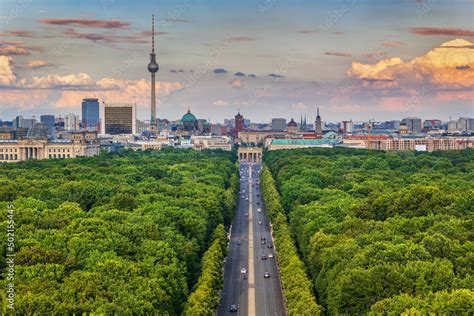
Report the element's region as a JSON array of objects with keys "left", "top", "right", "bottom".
[{"left": 1, "top": 0, "right": 473, "bottom": 122}]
